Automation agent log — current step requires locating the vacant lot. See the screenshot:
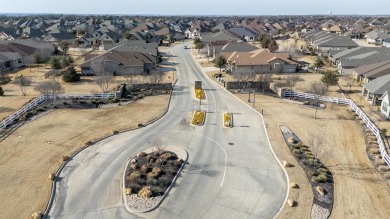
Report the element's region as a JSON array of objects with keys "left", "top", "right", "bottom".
[
  {"left": 0, "top": 95, "right": 169, "bottom": 219},
  {"left": 234, "top": 93, "right": 390, "bottom": 219}
]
